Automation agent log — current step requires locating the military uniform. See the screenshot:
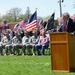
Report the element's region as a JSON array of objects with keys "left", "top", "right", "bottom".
[
  {"left": 29, "top": 30, "right": 39, "bottom": 55},
  {"left": 0, "top": 35, "right": 12, "bottom": 55},
  {"left": 29, "top": 35, "right": 39, "bottom": 55},
  {"left": 22, "top": 31, "right": 32, "bottom": 55},
  {"left": 12, "top": 34, "right": 22, "bottom": 55}
]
